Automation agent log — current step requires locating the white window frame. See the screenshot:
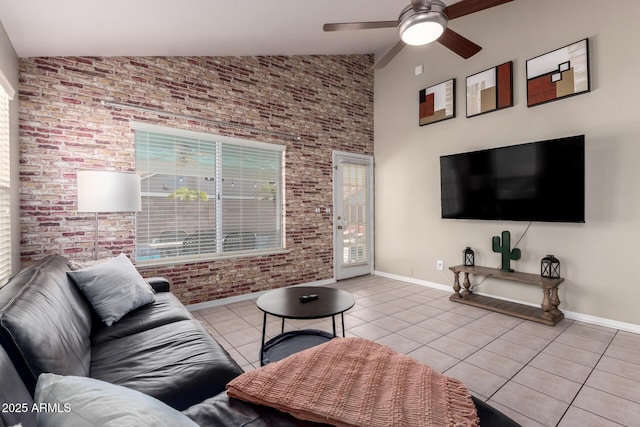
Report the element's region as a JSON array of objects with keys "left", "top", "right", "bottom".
[
  {"left": 133, "top": 122, "right": 287, "bottom": 266},
  {"left": 0, "top": 85, "right": 11, "bottom": 285}
]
